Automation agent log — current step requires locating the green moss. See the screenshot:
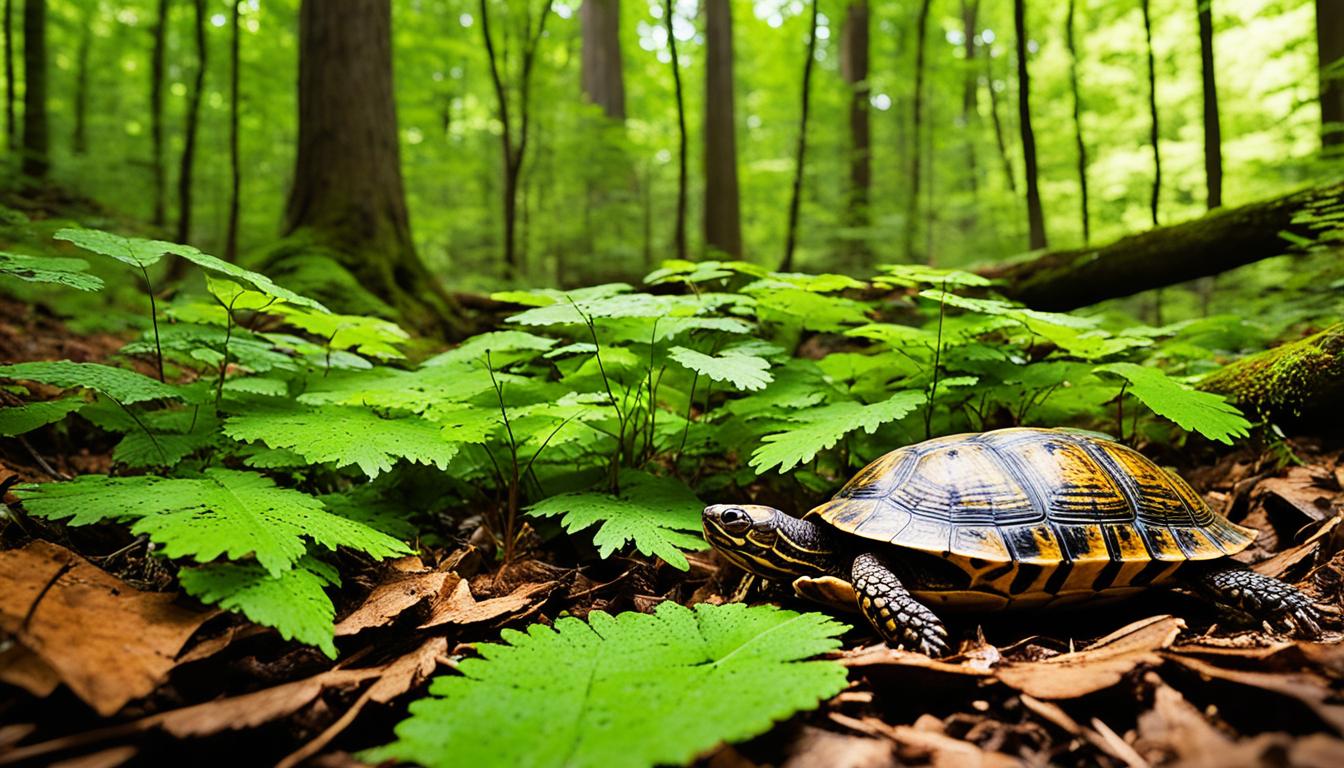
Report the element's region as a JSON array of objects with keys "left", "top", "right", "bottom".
[{"left": 1199, "top": 323, "right": 1344, "bottom": 420}]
